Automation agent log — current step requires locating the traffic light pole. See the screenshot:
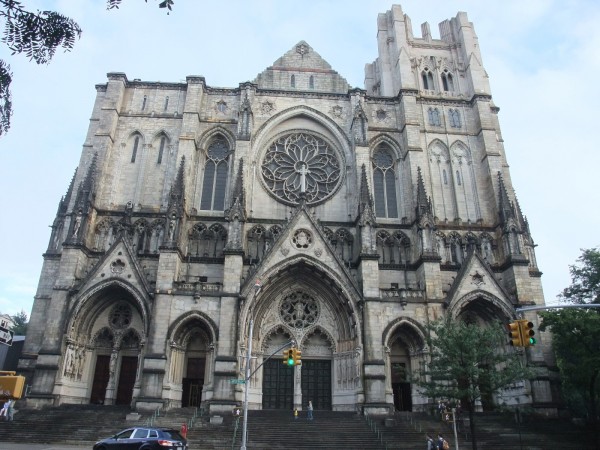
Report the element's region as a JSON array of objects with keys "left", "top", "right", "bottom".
[{"left": 240, "top": 318, "right": 295, "bottom": 450}]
